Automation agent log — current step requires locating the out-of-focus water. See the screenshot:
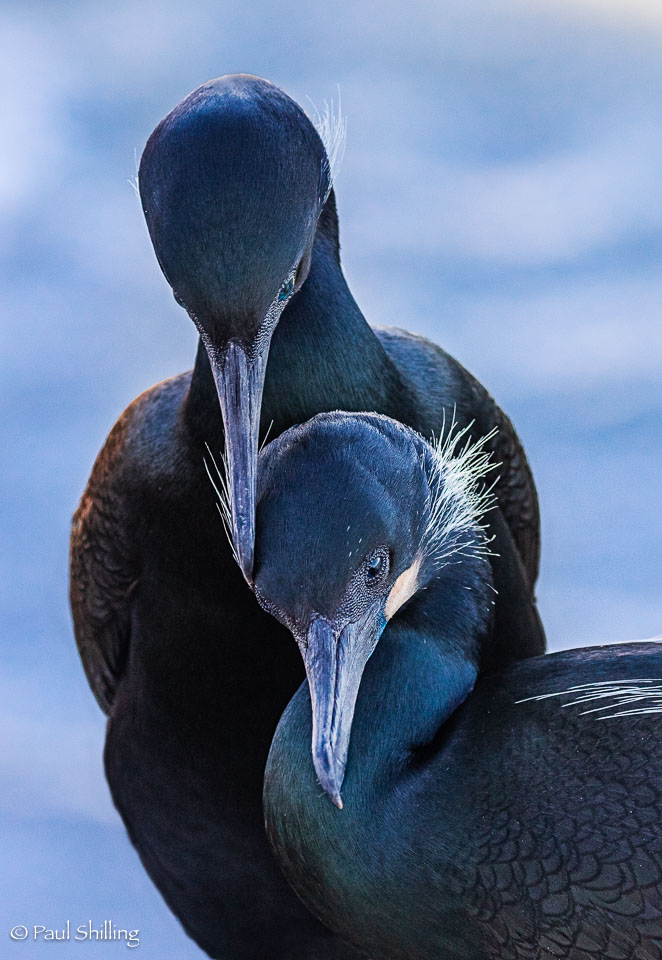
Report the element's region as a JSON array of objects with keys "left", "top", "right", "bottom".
[{"left": 2, "top": 0, "right": 661, "bottom": 955}]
